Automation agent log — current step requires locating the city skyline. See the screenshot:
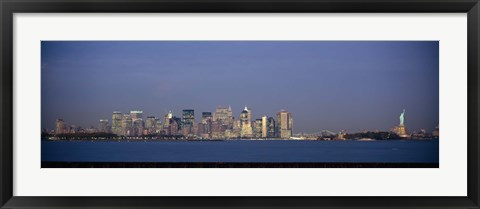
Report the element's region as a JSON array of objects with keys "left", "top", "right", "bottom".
[
  {"left": 42, "top": 41, "right": 439, "bottom": 133},
  {"left": 48, "top": 106, "right": 433, "bottom": 137},
  {"left": 52, "top": 106, "right": 295, "bottom": 139}
]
